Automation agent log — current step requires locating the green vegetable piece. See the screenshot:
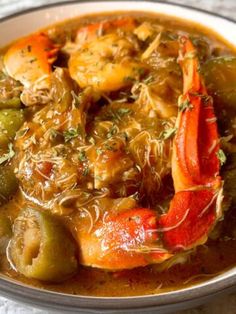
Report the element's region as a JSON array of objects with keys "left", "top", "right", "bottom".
[
  {"left": 0, "top": 213, "right": 12, "bottom": 254},
  {"left": 0, "top": 109, "right": 25, "bottom": 146},
  {"left": 0, "top": 166, "right": 18, "bottom": 206},
  {"left": 203, "top": 57, "right": 236, "bottom": 110},
  {"left": 0, "top": 97, "right": 21, "bottom": 109},
  {"left": 10, "top": 208, "right": 78, "bottom": 282}
]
